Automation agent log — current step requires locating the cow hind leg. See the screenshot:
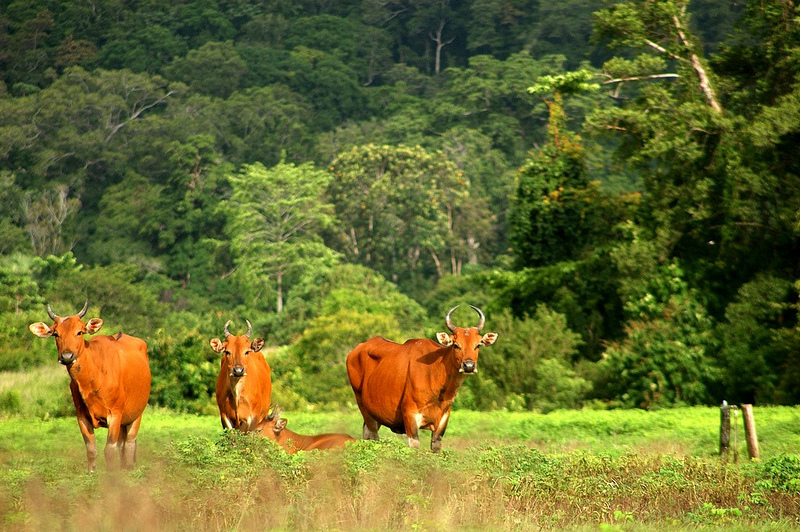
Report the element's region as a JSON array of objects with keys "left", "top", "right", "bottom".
[
  {"left": 362, "top": 415, "right": 380, "bottom": 441},
  {"left": 120, "top": 414, "right": 144, "bottom": 470}
]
